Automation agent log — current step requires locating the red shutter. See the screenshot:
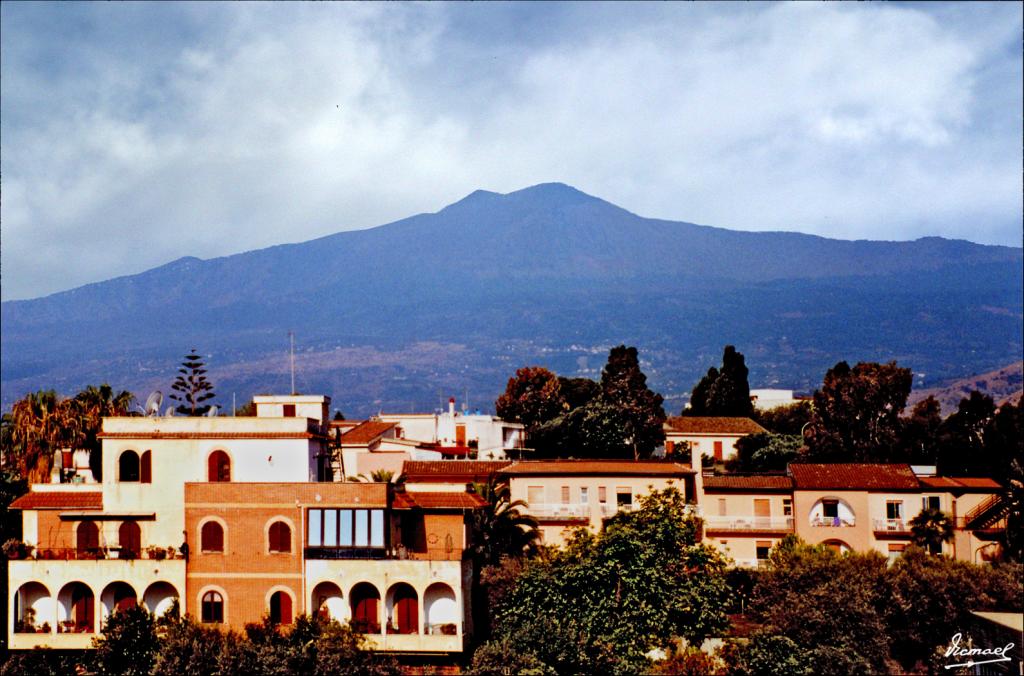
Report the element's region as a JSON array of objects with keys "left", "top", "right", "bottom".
[
  {"left": 77, "top": 522, "right": 99, "bottom": 553},
  {"left": 714, "top": 441, "right": 723, "bottom": 461},
  {"left": 270, "top": 522, "right": 291, "bottom": 553},
  {"left": 119, "top": 521, "right": 141, "bottom": 557},
  {"left": 140, "top": 451, "right": 152, "bottom": 483},
  {"left": 202, "top": 522, "right": 224, "bottom": 552}
]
